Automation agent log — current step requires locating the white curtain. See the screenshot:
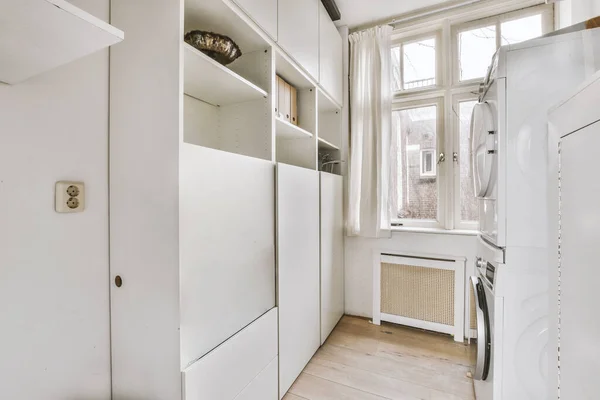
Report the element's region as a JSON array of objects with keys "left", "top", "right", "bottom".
[{"left": 348, "top": 25, "right": 397, "bottom": 238}]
